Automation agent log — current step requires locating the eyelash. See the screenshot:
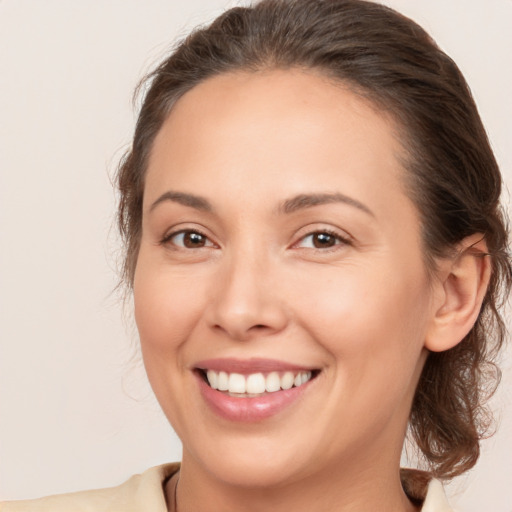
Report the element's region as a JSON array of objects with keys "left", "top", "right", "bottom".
[
  {"left": 293, "top": 229, "right": 351, "bottom": 251},
  {"left": 160, "top": 228, "right": 351, "bottom": 252},
  {"left": 160, "top": 228, "right": 215, "bottom": 249}
]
